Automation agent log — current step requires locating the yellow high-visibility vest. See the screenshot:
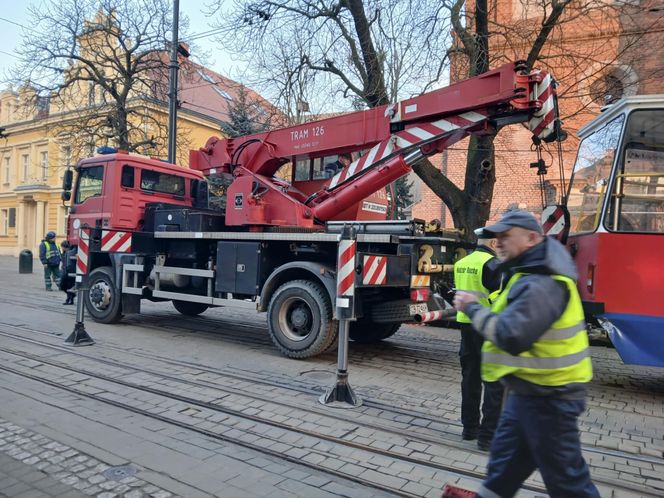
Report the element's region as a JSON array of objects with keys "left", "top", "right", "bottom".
[
  {"left": 44, "top": 241, "right": 59, "bottom": 260},
  {"left": 454, "top": 250, "right": 494, "bottom": 324},
  {"left": 481, "top": 272, "right": 592, "bottom": 386}
]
